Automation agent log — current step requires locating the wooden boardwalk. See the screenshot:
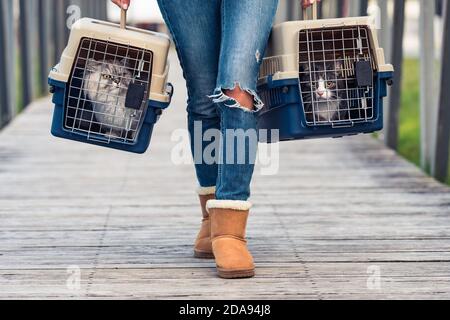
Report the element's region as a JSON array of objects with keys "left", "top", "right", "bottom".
[{"left": 1, "top": 53, "right": 450, "bottom": 300}]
